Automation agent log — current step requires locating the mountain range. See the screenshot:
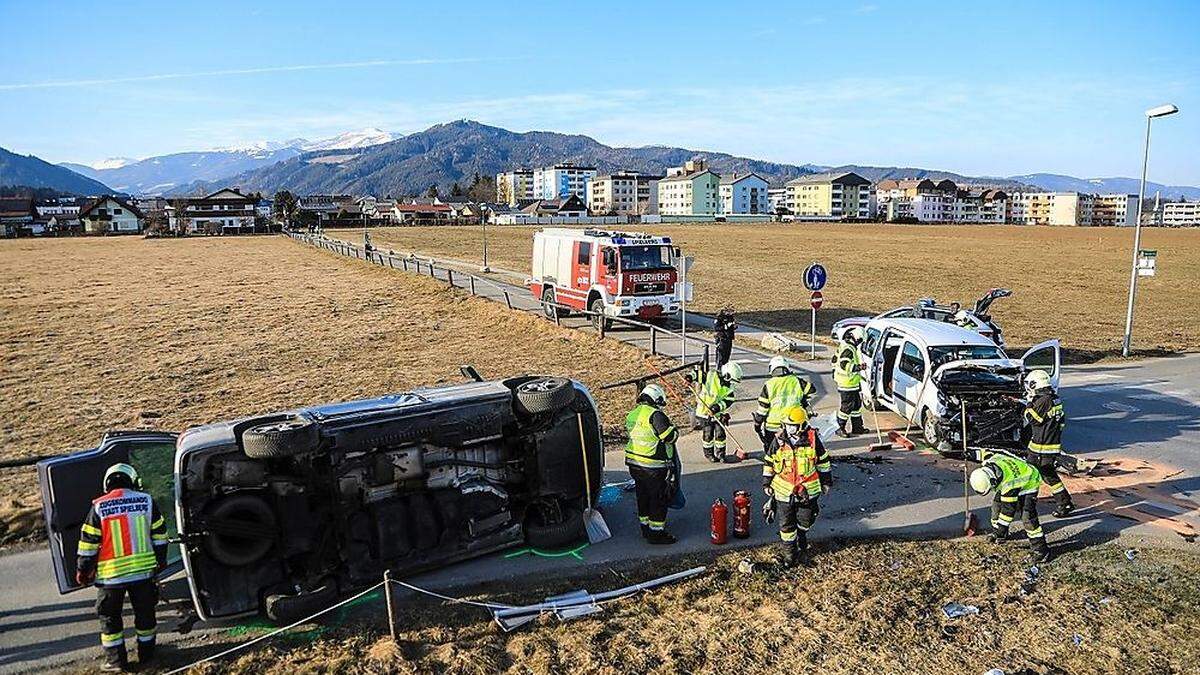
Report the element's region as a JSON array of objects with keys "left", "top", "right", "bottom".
[{"left": 0, "top": 147, "right": 112, "bottom": 195}]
